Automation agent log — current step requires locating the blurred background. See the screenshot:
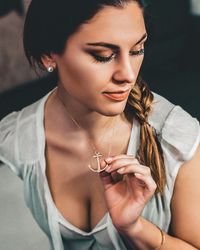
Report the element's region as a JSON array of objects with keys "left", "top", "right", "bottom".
[
  {"left": 0, "top": 0, "right": 200, "bottom": 249},
  {"left": 142, "top": 0, "right": 200, "bottom": 121}
]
